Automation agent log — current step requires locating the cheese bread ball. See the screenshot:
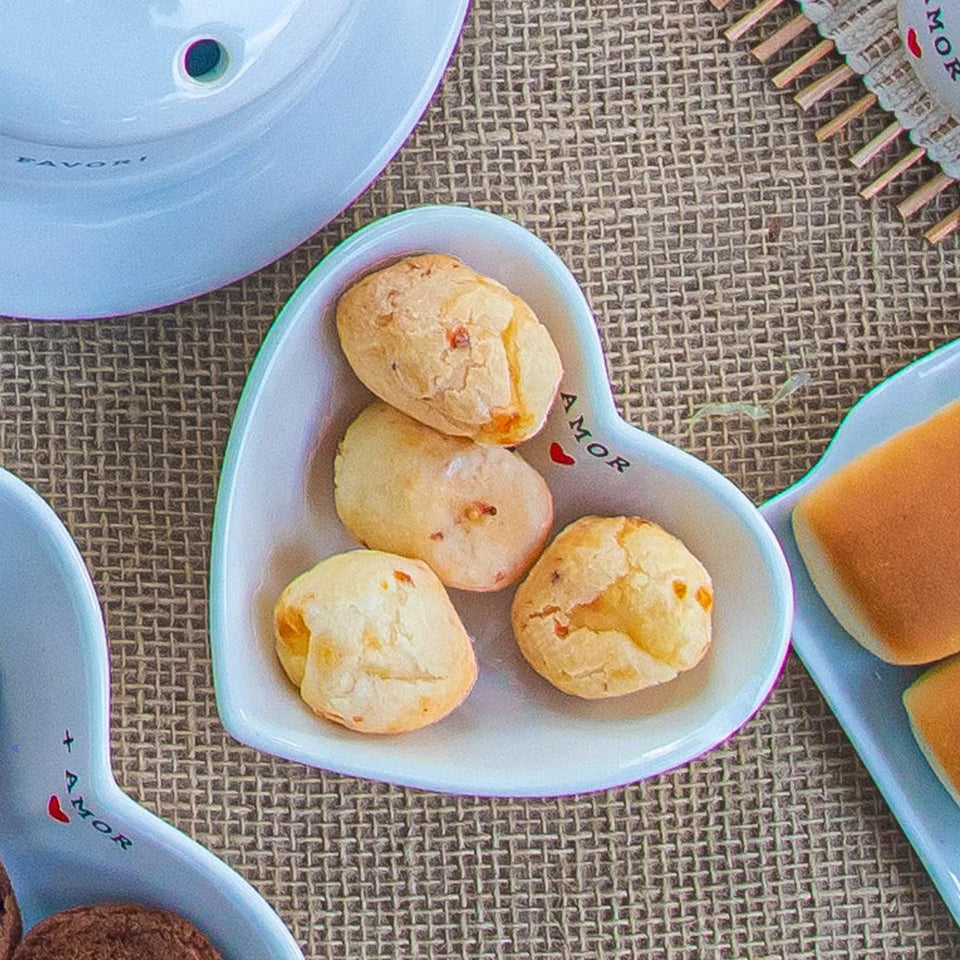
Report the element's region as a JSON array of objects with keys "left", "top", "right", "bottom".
[
  {"left": 275, "top": 550, "right": 477, "bottom": 734},
  {"left": 334, "top": 402, "right": 553, "bottom": 591},
  {"left": 335, "top": 253, "right": 563, "bottom": 446},
  {"left": 511, "top": 516, "right": 713, "bottom": 699}
]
